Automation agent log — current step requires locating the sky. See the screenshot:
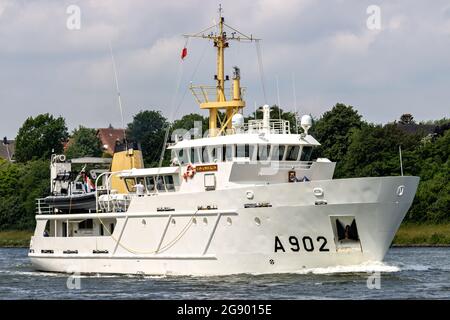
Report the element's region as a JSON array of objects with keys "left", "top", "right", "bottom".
[{"left": 0, "top": 0, "right": 449, "bottom": 138}]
